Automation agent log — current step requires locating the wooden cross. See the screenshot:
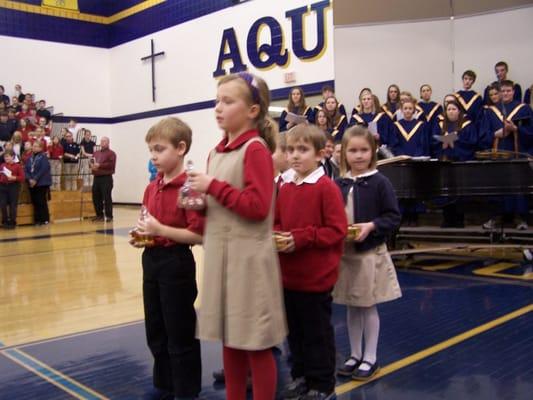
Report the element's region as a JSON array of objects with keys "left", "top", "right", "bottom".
[{"left": 141, "top": 39, "right": 165, "bottom": 102}]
